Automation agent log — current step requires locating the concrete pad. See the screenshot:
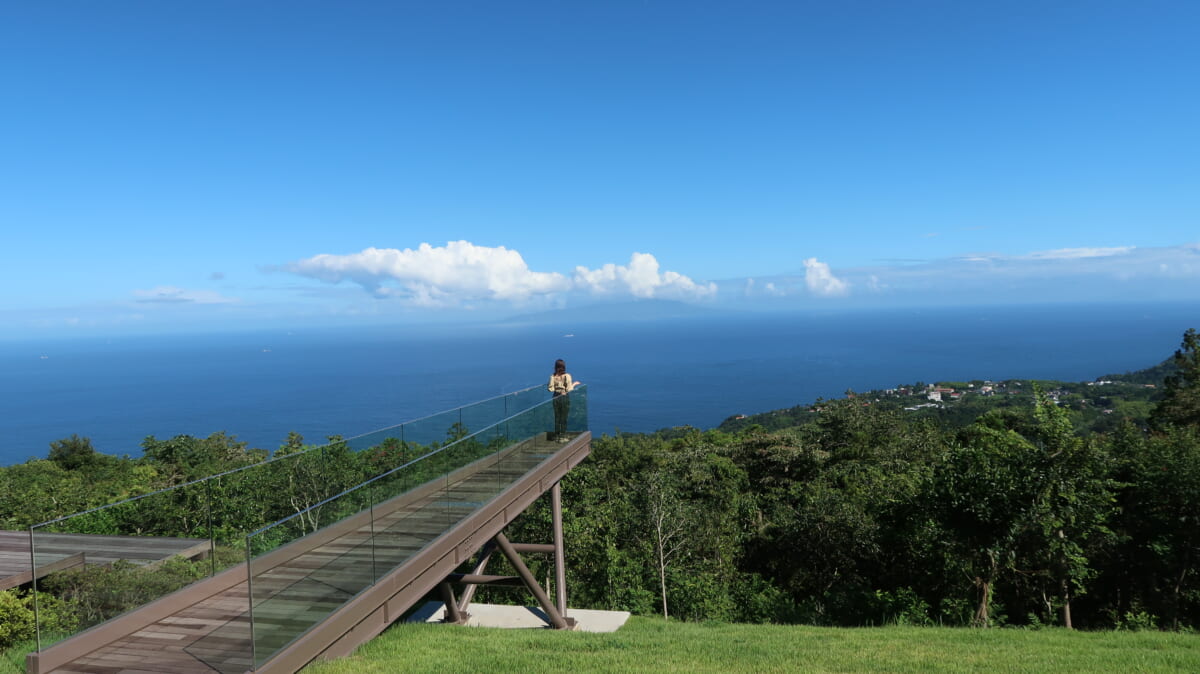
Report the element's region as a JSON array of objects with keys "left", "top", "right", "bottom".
[{"left": 409, "top": 601, "right": 631, "bottom": 633}]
